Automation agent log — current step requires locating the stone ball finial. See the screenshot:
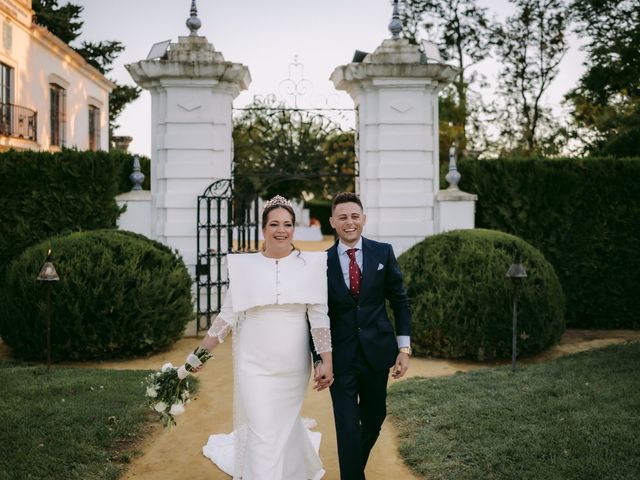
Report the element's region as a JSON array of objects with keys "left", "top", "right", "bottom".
[
  {"left": 186, "top": 0, "right": 202, "bottom": 36},
  {"left": 389, "top": 0, "right": 403, "bottom": 40}
]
